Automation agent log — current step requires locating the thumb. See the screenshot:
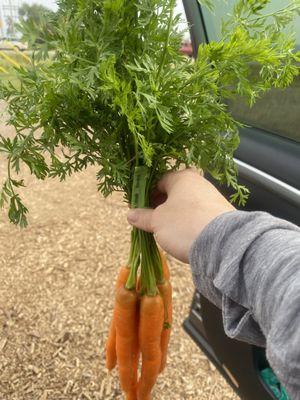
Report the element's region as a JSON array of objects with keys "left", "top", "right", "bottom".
[{"left": 127, "top": 208, "right": 154, "bottom": 233}]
